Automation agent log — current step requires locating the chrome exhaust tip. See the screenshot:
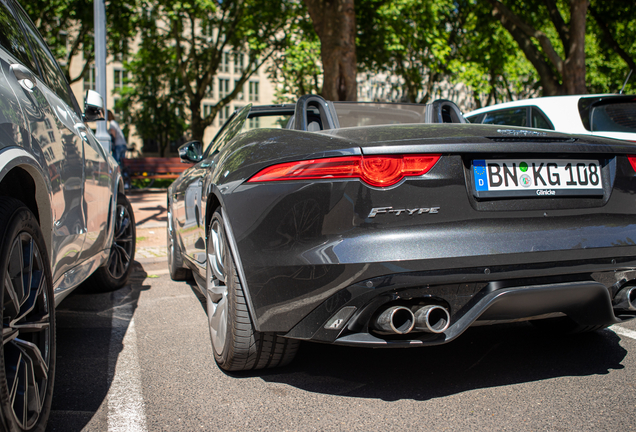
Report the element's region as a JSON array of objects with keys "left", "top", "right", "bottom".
[
  {"left": 372, "top": 306, "right": 415, "bottom": 334},
  {"left": 614, "top": 286, "right": 636, "bottom": 312},
  {"left": 414, "top": 305, "right": 450, "bottom": 334}
]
